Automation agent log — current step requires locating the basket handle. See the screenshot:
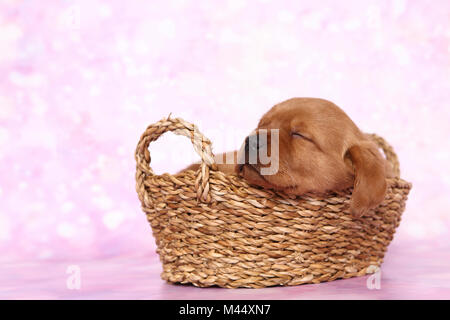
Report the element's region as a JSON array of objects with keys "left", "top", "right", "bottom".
[
  {"left": 135, "top": 116, "right": 217, "bottom": 203},
  {"left": 367, "top": 133, "right": 400, "bottom": 178}
]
